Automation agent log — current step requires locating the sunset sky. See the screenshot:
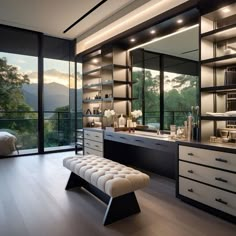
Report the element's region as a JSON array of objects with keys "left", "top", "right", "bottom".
[{"left": 0, "top": 52, "right": 82, "bottom": 88}]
